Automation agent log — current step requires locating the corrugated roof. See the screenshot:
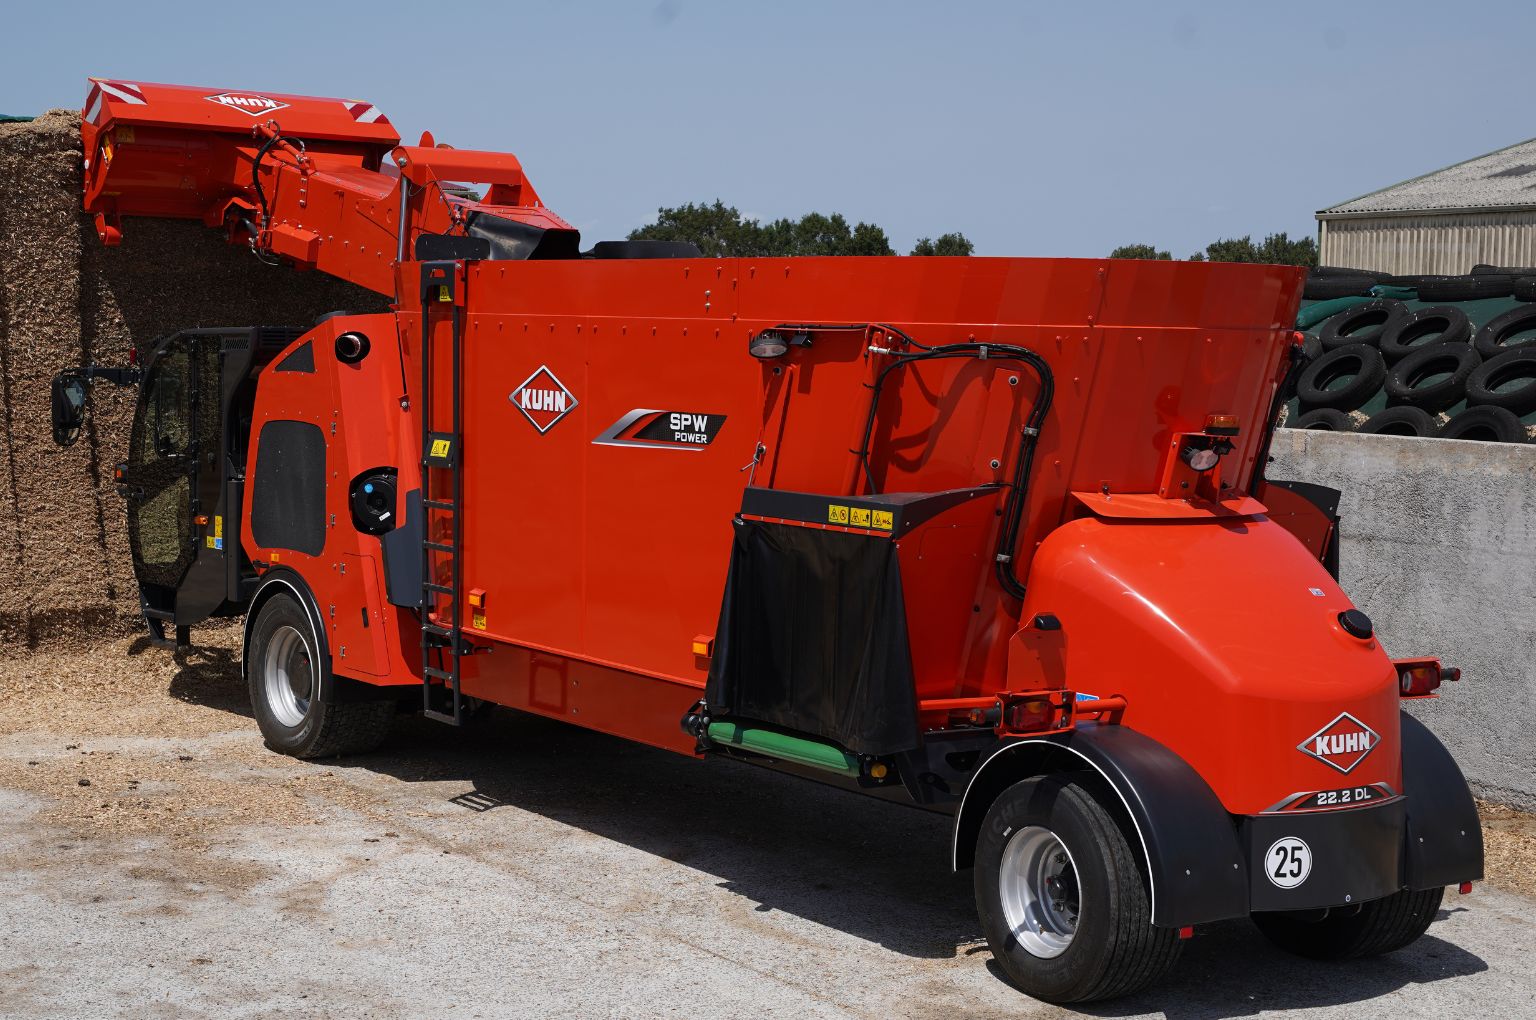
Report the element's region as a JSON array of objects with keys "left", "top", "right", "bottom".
[{"left": 1319, "top": 136, "right": 1536, "bottom": 216}]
